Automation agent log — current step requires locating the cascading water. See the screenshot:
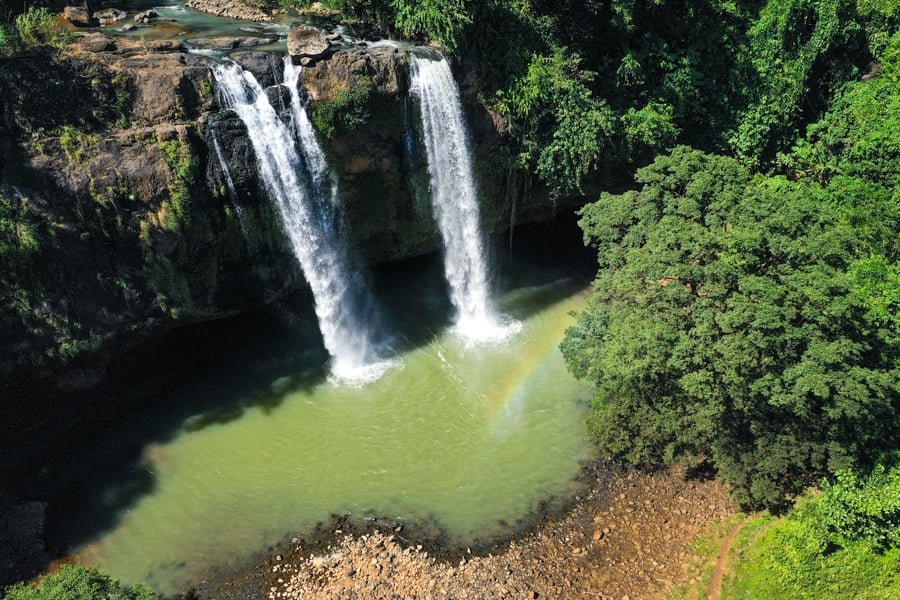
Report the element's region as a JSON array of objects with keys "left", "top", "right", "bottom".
[
  {"left": 212, "top": 58, "right": 390, "bottom": 381},
  {"left": 410, "top": 55, "right": 516, "bottom": 341}
]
